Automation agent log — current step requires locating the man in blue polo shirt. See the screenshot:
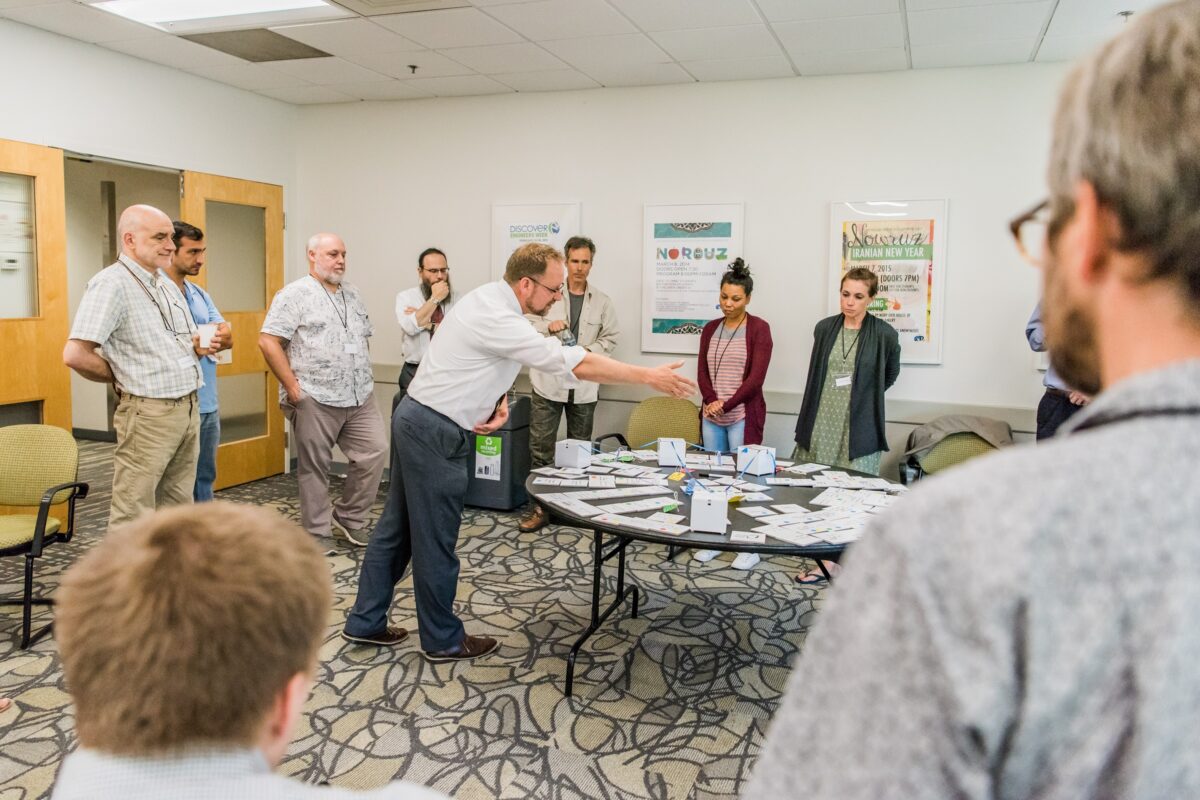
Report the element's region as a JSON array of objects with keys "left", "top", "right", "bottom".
[{"left": 165, "top": 221, "right": 230, "bottom": 501}]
